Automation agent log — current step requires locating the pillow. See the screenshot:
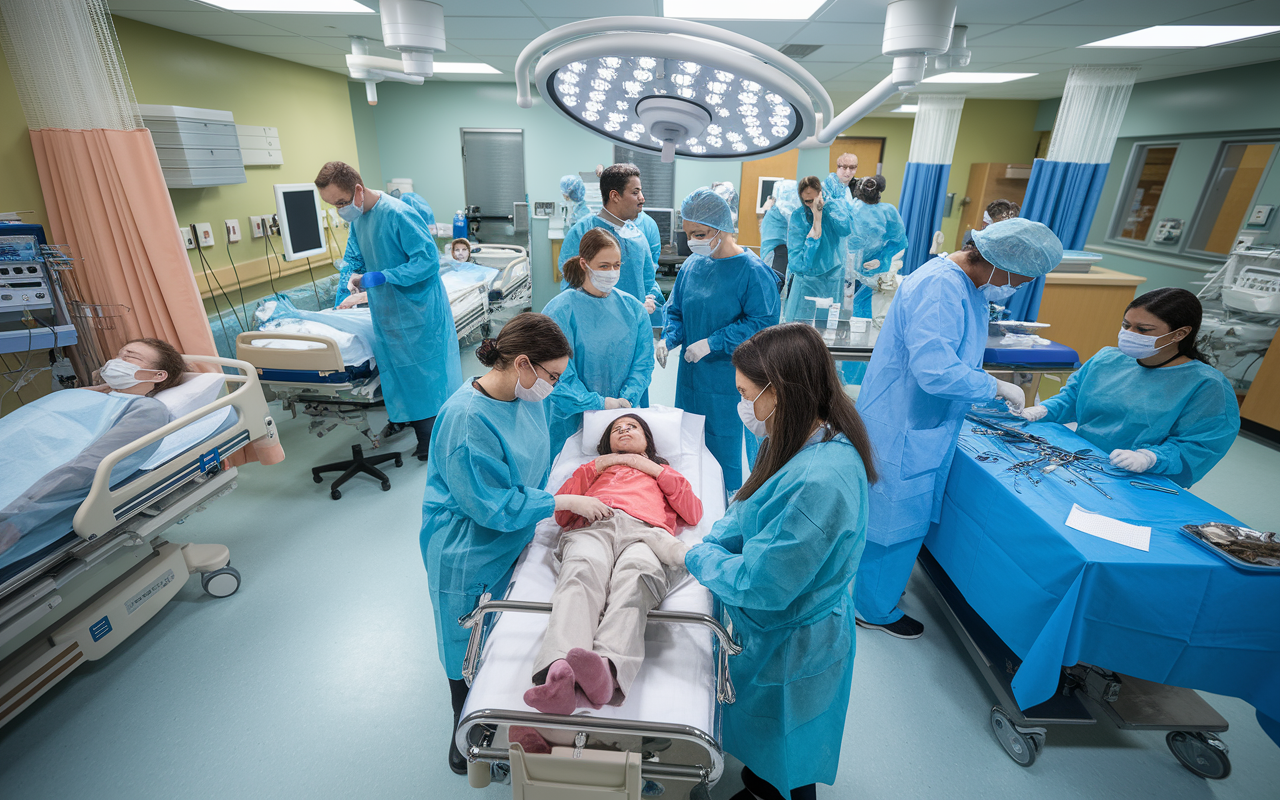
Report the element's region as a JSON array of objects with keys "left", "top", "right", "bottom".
[
  {"left": 580, "top": 406, "right": 684, "bottom": 461},
  {"left": 154, "top": 372, "right": 225, "bottom": 419}
]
